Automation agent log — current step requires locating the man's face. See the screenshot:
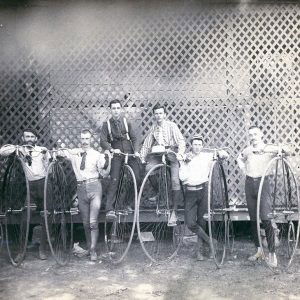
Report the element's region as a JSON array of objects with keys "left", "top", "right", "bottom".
[
  {"left": 81, "top": 132, "right": 92, "bottom": 148},
  {"left": 110, "top": 103, "right": 122, "bottom": 119},
  {"left": 22, "top": 131, "right": 37, "bottom": 146},
  {"left": 153, "top": 108, "right": 166, "bottom": 124},
  {"left": 249, "top": 128, "right": 263, "bottom": 145},
  {"left": 192, "top": 139, "right": 203, "bottom": 155}
]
